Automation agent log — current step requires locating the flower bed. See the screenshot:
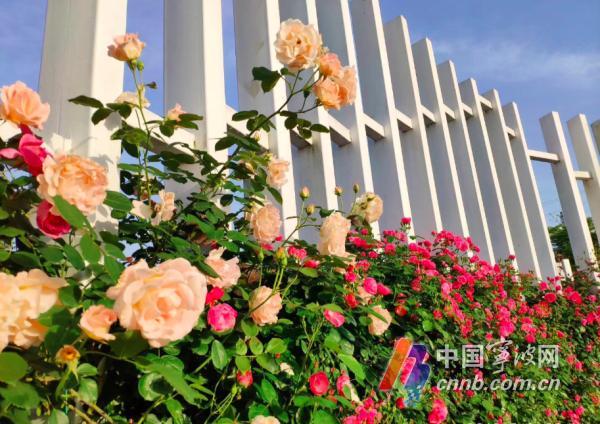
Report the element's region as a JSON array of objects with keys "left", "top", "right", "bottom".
[{"left": 0, "top": 19, "right": 598, "bottom": 424}]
